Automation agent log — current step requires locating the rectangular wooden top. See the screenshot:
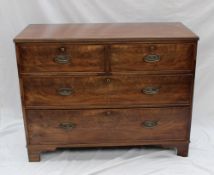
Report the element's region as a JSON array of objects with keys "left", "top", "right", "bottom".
[{"left": 14, "top": 23, "right": 199, "bottom": 42}]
